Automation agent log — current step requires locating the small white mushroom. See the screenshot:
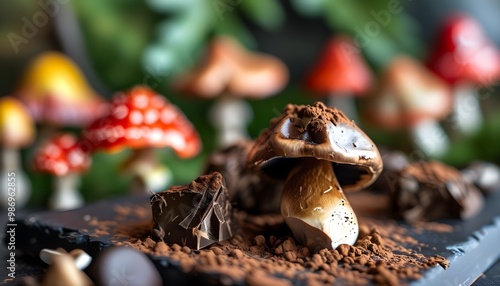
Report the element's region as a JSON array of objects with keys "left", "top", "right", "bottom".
[
  {"left": 40, "top": 248, "right": 93, "bottom": 286},
  {"left": 40, "top": 248, "right": 92, "bottom": 270}
]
